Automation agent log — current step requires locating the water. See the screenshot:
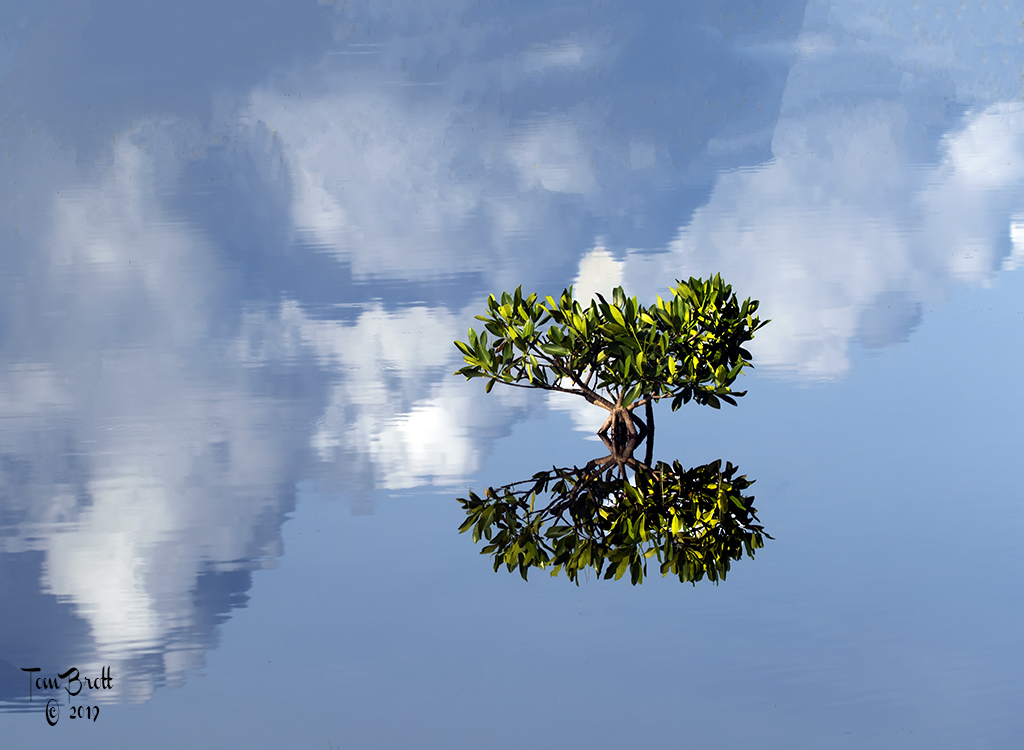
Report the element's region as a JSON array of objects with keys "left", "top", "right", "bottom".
[{"left": 1, "top": 0, "right": 1023, "bottom": 746}]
